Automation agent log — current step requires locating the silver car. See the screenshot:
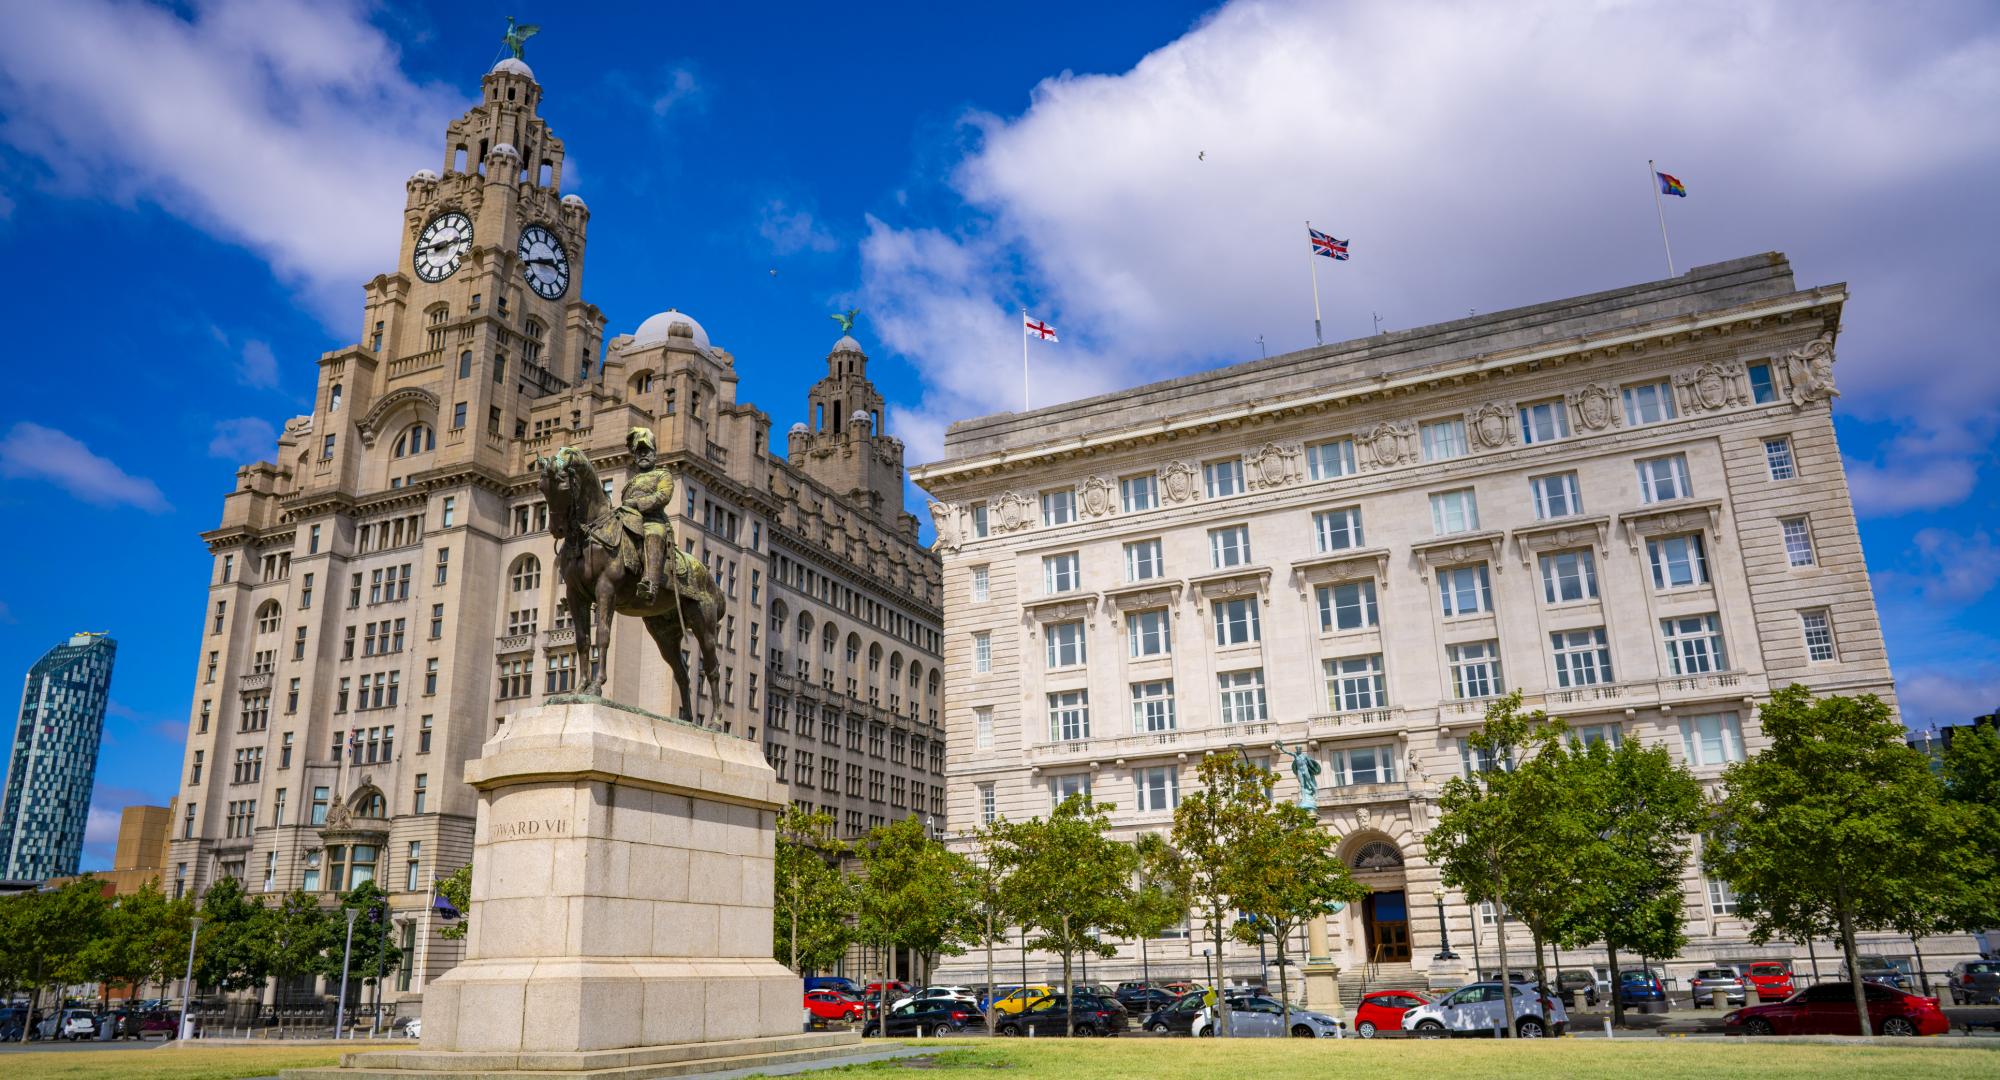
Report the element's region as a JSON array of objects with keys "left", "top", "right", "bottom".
[
  {"left": 1689, "top": 966, "right": 1746, "bottom": 1007},
  {"left": 1192, "top": 996, "right": 1346, "bottom": 1037},
  {"left": 1401, "top": 982, "right": 1569, "bottom": 1039}
]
